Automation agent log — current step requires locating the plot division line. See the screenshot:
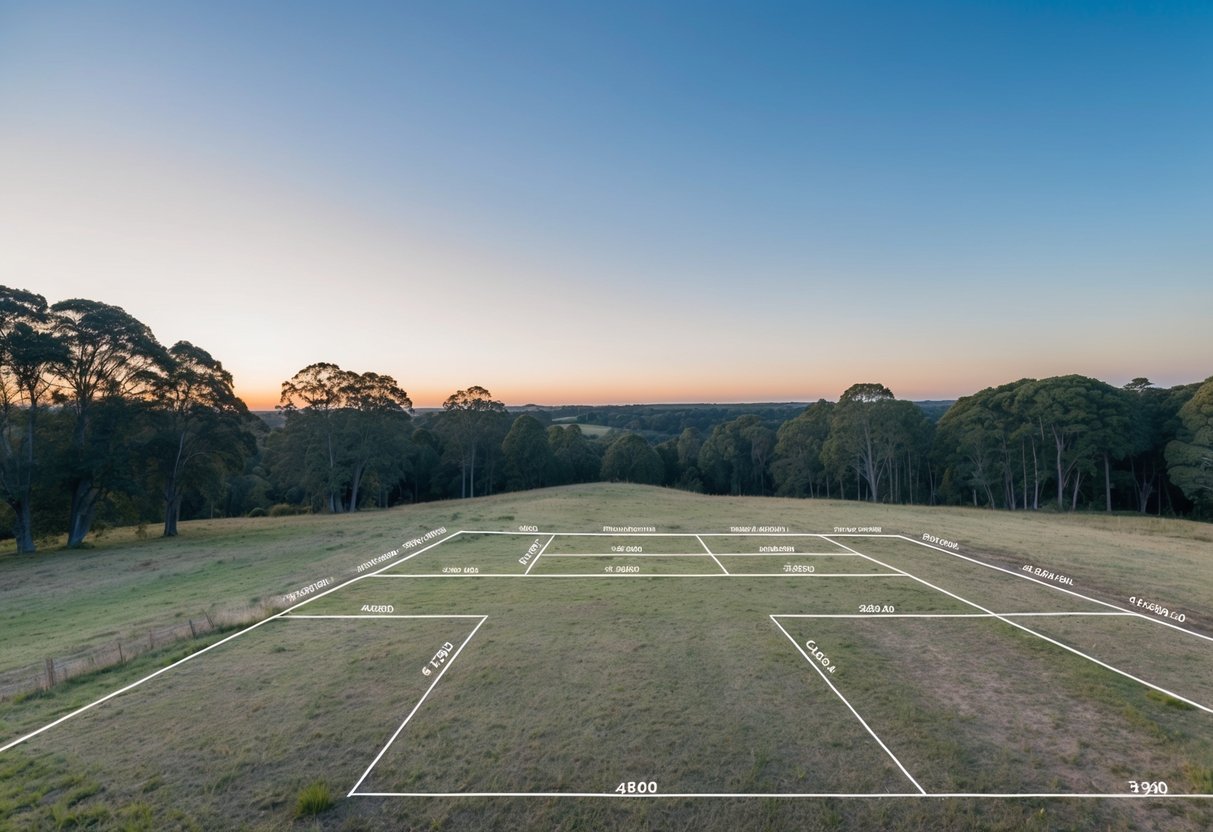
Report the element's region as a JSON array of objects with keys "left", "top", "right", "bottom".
[
  {"left": 348, "top": 615, "right": 489, "bottom": 796},
  {"left": 770, "top": 615, "right": 927, "bottom": 795},
  {"left": 524, "top": 534, "right": 556, "bottom": 575},
  {"left": 695, "top": 535, "right": 730, "bottom": 574}
]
